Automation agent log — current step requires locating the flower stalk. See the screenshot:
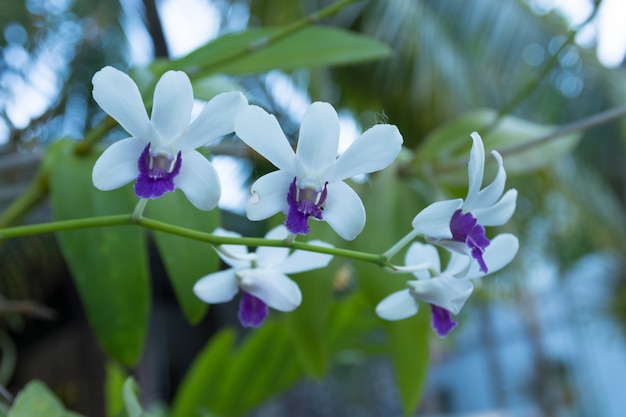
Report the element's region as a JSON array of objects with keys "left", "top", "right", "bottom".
[{"left": 0, "top": 215, "right": 393, "bottom": 268}]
